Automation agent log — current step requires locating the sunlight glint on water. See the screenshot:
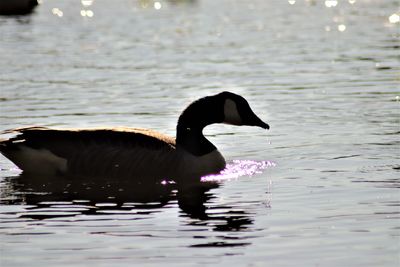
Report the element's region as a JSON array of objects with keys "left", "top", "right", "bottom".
[{"left": 201, "top": 160, "right": 276, "bottom": 182}]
